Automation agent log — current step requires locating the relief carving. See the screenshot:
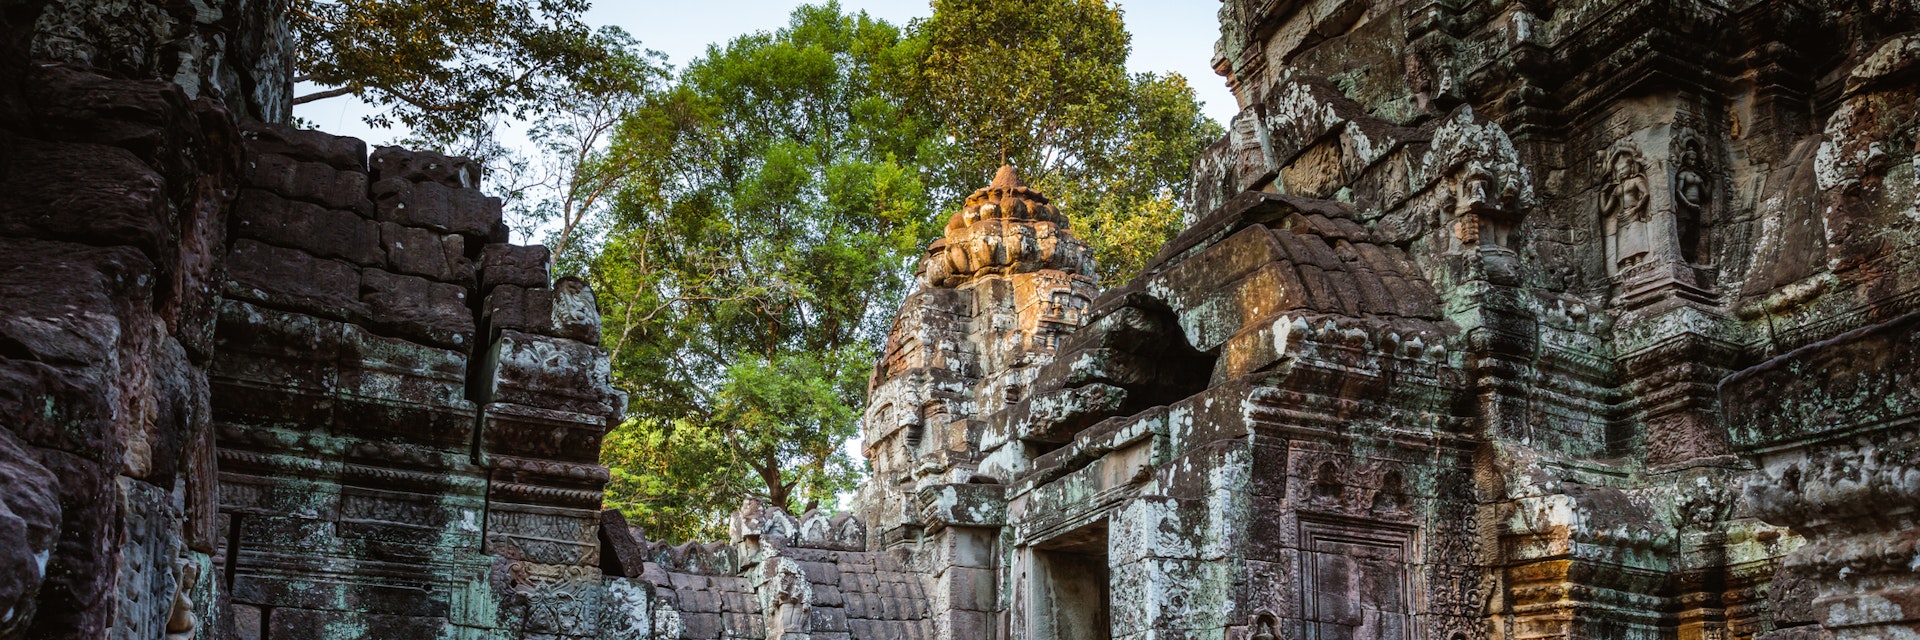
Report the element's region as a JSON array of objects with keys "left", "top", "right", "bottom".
[
  {"left": 1297, "top": 451, "right": 1421, "bottom": 524},
  {"left": 500, "top": 562, "right": 603, "bottom": 637},
  {"left": 1673, "top": 135, "right": 1711, "bottom": 264},
  {"left": 758, "top": 557, "right": 813, "bottom": 640},
  {"left": 13, "top": 2, "right": 1920, "bottom": 640},
  {"left": 163, "top": 560, "right": 197, "bottom": 640},
  {"left": 1601, "top": 143, "right": 1654, "bottom": 274},
  {"left": 1299, "top": 518, "right": 1417, "bottom": 640},
  {"left": 1427, "top": 107, "right": 1535, "bottom": 283},
  {"left": 605, "top": 578, "right": 653, "bottom": 640}
]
